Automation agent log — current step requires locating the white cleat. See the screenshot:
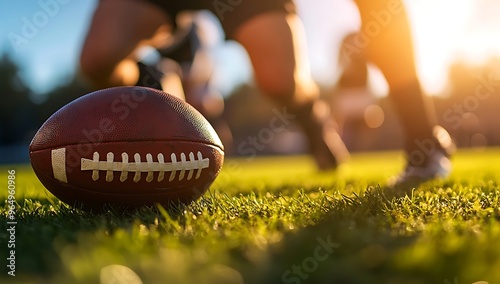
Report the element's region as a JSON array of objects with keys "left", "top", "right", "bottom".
[{"left": 388, "top": 150, "right": 452, "bottom": 189}]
